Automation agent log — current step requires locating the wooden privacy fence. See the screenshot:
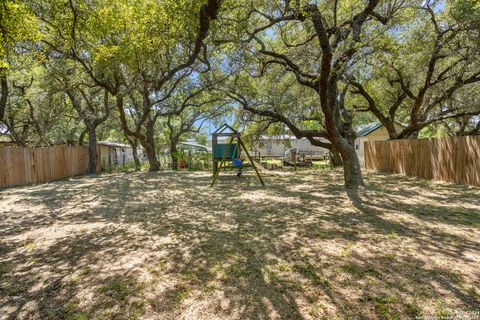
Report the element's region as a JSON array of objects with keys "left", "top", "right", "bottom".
[
  {"left": 0, "top": 145, "right": 100, "bottom": 188},
  {"left": 365, "top": 136, "right": 480, "bottom": 186}
]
